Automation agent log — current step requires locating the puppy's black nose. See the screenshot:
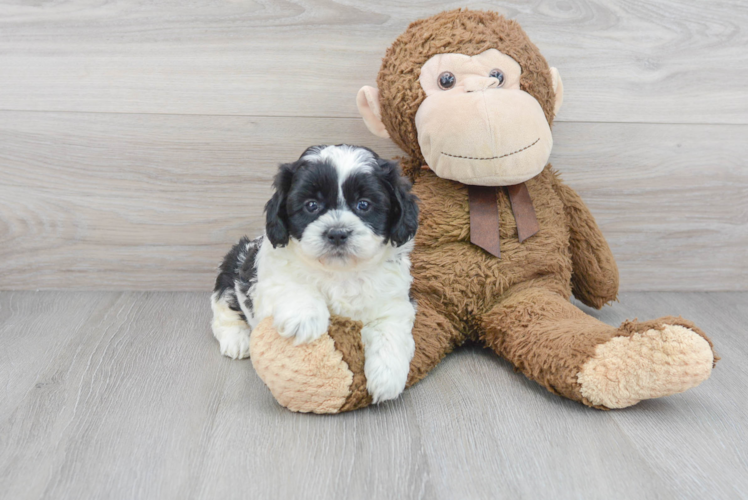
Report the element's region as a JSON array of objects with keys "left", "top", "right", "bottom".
[{"left": 326, "top": 228, "right": 351, "bottom": 246}]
